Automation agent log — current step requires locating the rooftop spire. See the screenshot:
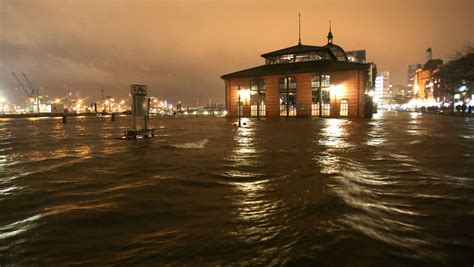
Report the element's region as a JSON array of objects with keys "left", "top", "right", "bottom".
[
  {"left": 327, "top": 20, "right": 333, "bottom": 44},
  {"left": 298, "top": 13, "right": 302, "bottom": 45}
]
